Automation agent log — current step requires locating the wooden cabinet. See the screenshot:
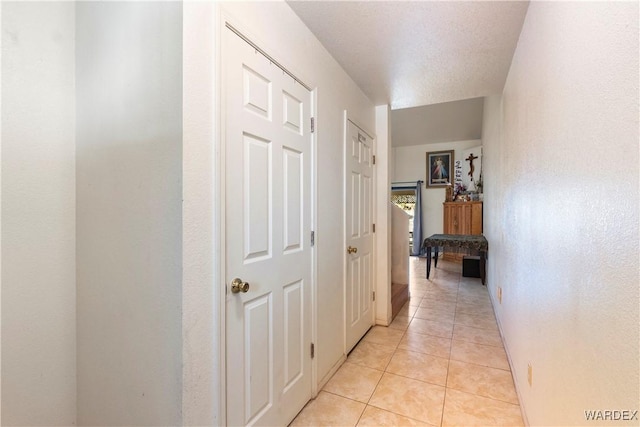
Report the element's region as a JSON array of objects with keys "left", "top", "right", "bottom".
[{"left": 442, "top": 202, "right": 483, "bottom": 261}]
